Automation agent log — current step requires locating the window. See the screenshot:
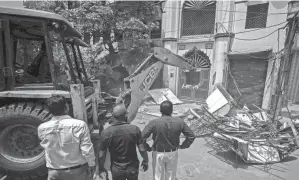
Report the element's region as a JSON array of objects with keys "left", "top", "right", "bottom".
[
  {"left": 181, "top": 1, "right": 216, "bottom": 36},
  {"left": 245, "top": 3, "right": 269, "bottom": 29}
]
